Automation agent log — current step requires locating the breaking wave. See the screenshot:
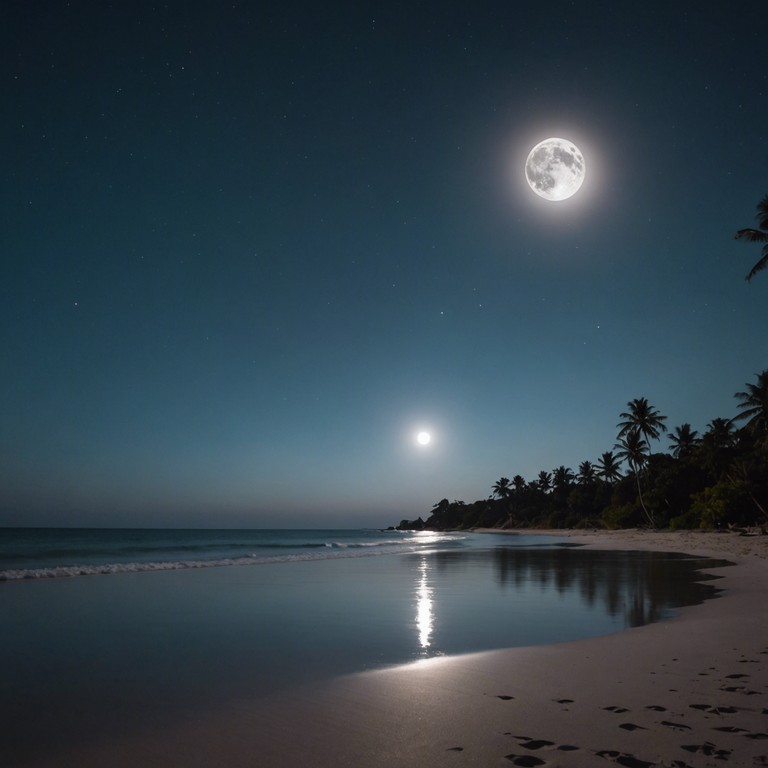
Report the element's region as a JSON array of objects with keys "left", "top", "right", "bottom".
[{"left": 0, "top": 533, "right": 468, "bottom": 581}]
